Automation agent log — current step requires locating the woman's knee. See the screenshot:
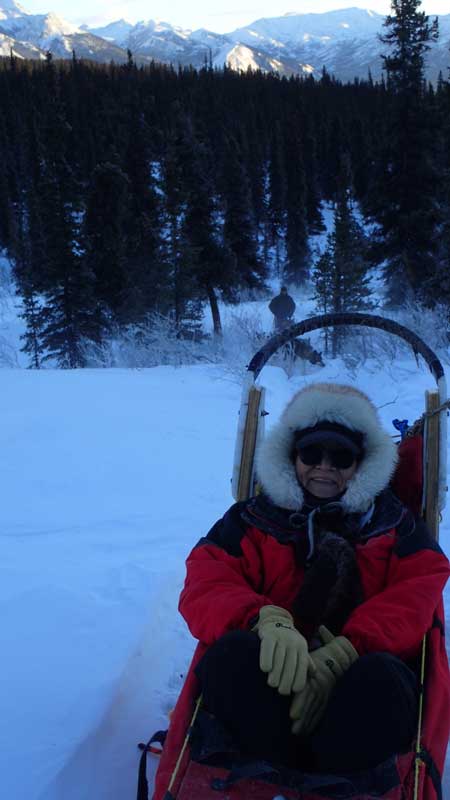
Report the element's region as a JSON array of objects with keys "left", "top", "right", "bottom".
[
  {"left": 353, "top": 651, "right": 417, "bottom": 683},
  {"left": 195, "top": 630, "right": 260, "bottom": 686},
  {"left": 348, "top": 652, "right": 418, "bottom": 715},
  {"left": 312, "top": 650, "right": 418, "bottom": 771}
]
